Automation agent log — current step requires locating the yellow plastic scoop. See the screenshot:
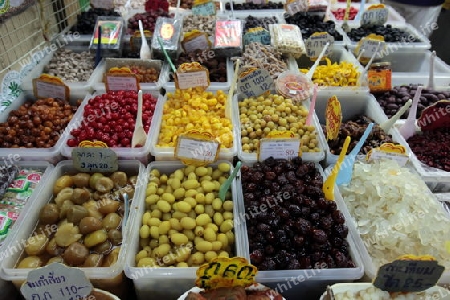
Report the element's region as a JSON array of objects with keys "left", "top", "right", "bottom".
[{"left": 323, "top": 136, "right": 351, "bottom": 200}]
